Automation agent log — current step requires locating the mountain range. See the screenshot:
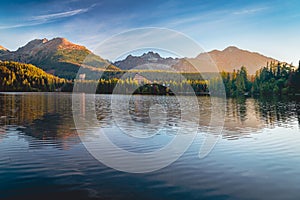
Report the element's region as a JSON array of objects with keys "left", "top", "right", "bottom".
[
  {"left": 0, "top": 38, "right": 279, "bottom": 79},
  {"left": 0, "top": 38, "right": 117, "bottom": 79},
  {"left": 113, "top": 52, "right": 180, "bottom": 71},
  {"left": 114, "top": 46, "right": 277, "bottom": 74}
]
